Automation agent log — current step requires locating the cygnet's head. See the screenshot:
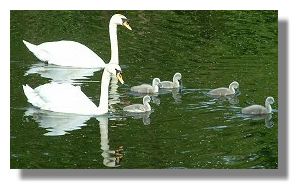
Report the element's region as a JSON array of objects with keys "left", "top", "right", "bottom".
[
  {"left": 152, "top": 78, "right": 161, "bottom": 87},
  {"left": 266, "top": 96, "right": 275, "bottom": 104},
  {"left": 143, "top": 95, "right": 151, "bottom": 104},
  {"left": 229, "top": 81, "right": 239, "bottom": 89},
  {"left": 173, "top": 73, "right": 182, "bottom": 81},
  {"left": 110, "top": 14, "right": 132, "bottom": 30},
  {"left": 105, "top": 63, "right": 124, "bottom": 84}
]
